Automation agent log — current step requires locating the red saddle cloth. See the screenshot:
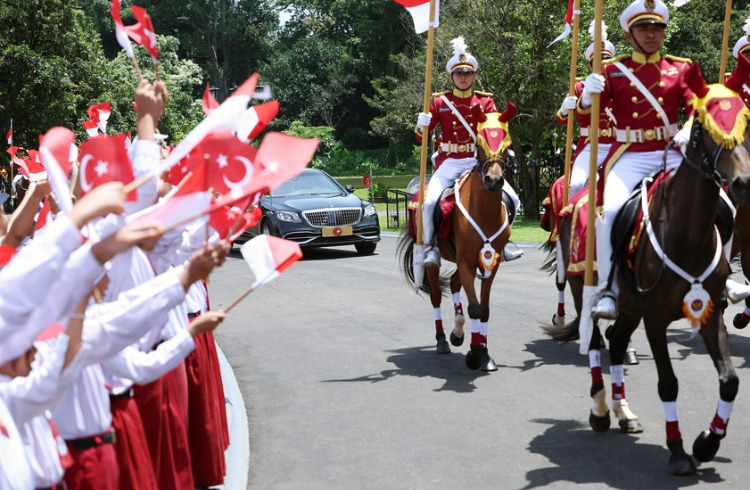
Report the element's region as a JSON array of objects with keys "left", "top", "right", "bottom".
[
  {"left": 559, "top": 186, "right": 597, "bottom": 276},
  {"left": 540, "top": 176, "right": 565, "bottom": 242},
  {"left": 407, "top": 172, "right": 473, "bottom": 241}
]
